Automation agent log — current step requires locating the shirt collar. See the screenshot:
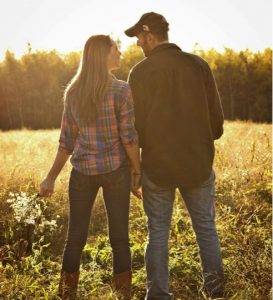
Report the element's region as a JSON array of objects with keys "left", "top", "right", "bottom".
[{"left": 149, "top": 43, "right": 182, "bottom": 56}]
